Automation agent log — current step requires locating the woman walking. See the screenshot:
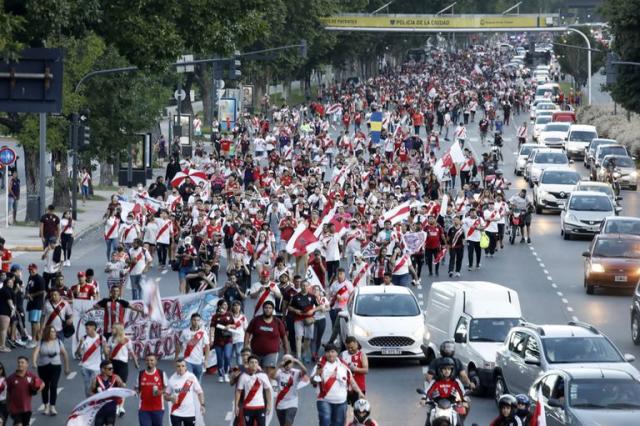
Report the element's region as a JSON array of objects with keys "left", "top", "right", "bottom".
[
  {"left": 32, "top": 325, "right": 70, "bottom": 416},
  {"left": 107, "top": 323, "right": 139, "bottom": 417},
  {"left": 210, "top": 299, "right": 235, "bottom": 383},
  {"left": 60, "top": 211, "right": 74, "bottom": 267},
  {"left": 229, "top": 301, "right": 248, "bottom": 366}
]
